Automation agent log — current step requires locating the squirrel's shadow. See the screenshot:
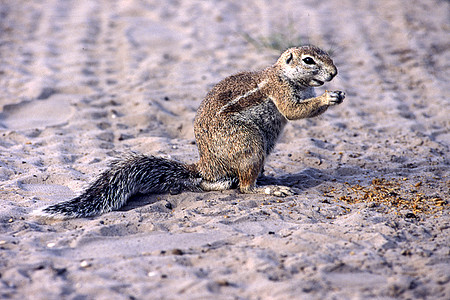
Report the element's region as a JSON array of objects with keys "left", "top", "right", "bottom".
[
  {"left": 120, "top": 167, "right": 333, "bottom": 212},
  {"left": 257, "top": 167, "right": 330, "bottom": 190},
  {"left": 119, "top": 193, "right": 168, "bottom": 212}
]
